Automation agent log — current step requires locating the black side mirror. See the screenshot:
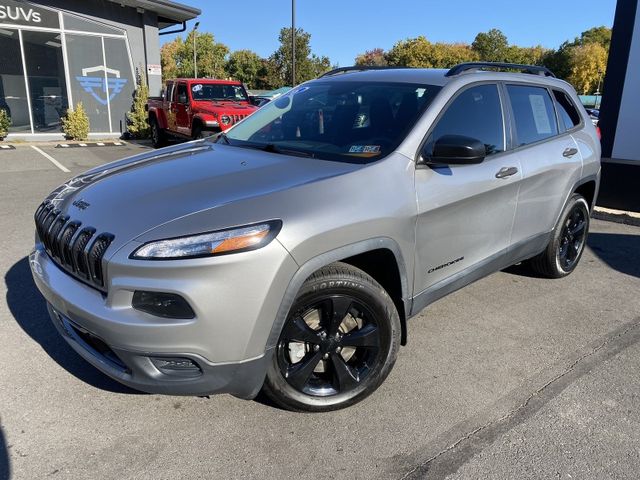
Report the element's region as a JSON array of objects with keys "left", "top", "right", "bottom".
[
  {"left": 422, "top": 134, "right": 486, "bottom": 165},
  {"left": 178, "top": 93, "right": 187, "bottom": 104}
]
